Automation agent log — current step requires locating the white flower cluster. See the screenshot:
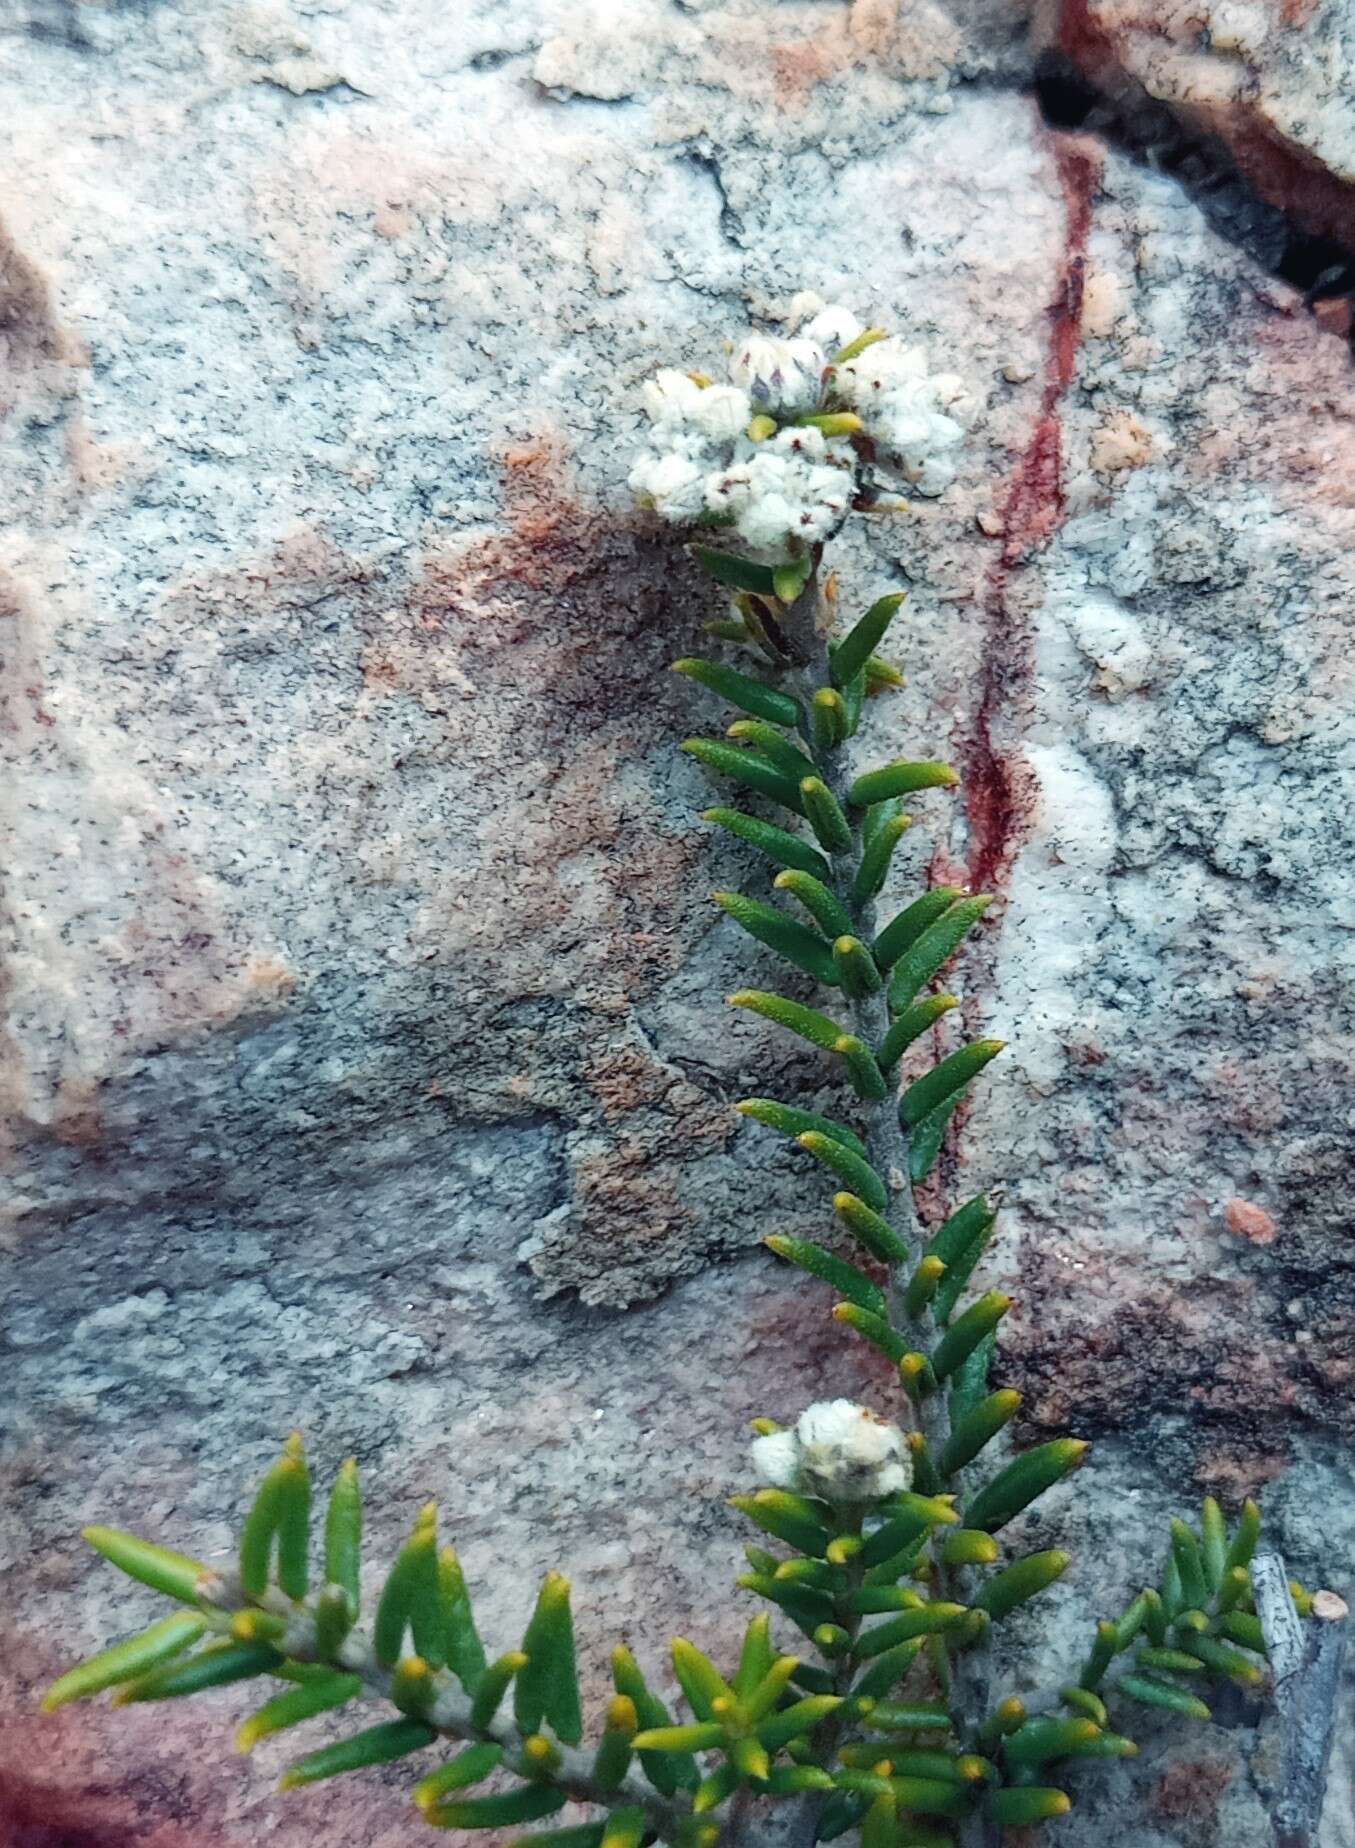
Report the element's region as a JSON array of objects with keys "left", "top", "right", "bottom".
[
  {"left": 629, "top": 297, "right": 970, "bottom": 556},
  {"left": 628, "top": 366, "right": 855, "bottom": 556},
  {"left": 751, "top": 1399, "right": 911, "bottom": 1504}
]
